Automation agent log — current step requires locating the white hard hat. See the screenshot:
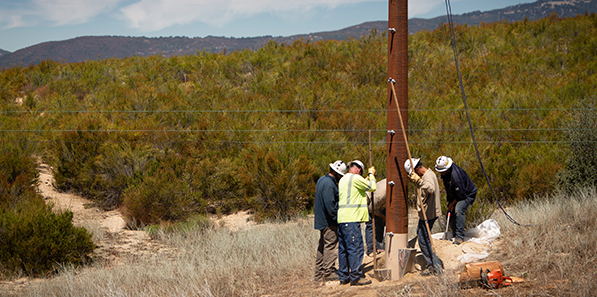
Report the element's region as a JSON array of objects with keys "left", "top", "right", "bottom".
[
  {"left": 404, "top": 158, "right": 420, "bottom": 175},
  {"left": 347, "top": 160, "right": 365, "bottom": 173},
  {"left": 435, "top": 156, "right": 453, "bottom": 172},
  {"left": 329, "top": 160, "right": 347, "bottom": 176}
]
